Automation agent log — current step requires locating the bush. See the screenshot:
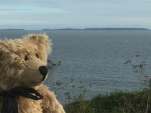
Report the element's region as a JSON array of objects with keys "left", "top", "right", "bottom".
[{"left": 65, "top": 89, "right": 151, "bottom": 113}]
